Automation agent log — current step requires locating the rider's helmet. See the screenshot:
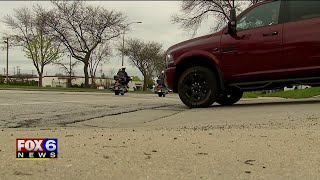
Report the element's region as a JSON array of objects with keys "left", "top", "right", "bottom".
[
  {"left": 161, "top": 70, "right": 164, "bottom": 75},
  {"left": 121, "top": 66, "right": 126, "bottom": 71}
]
